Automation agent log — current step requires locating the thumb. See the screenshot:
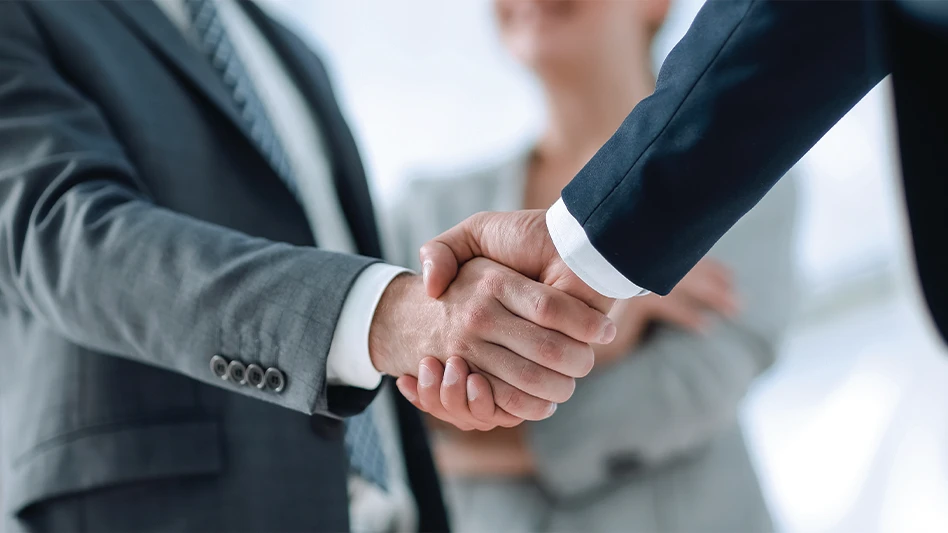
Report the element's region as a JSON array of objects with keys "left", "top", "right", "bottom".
[
  {"left": 418, "top": 241, "right": 459, "bottom": 298},
  {"left": 418, "top": 214, "right": 485, "bottom": 298}
]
